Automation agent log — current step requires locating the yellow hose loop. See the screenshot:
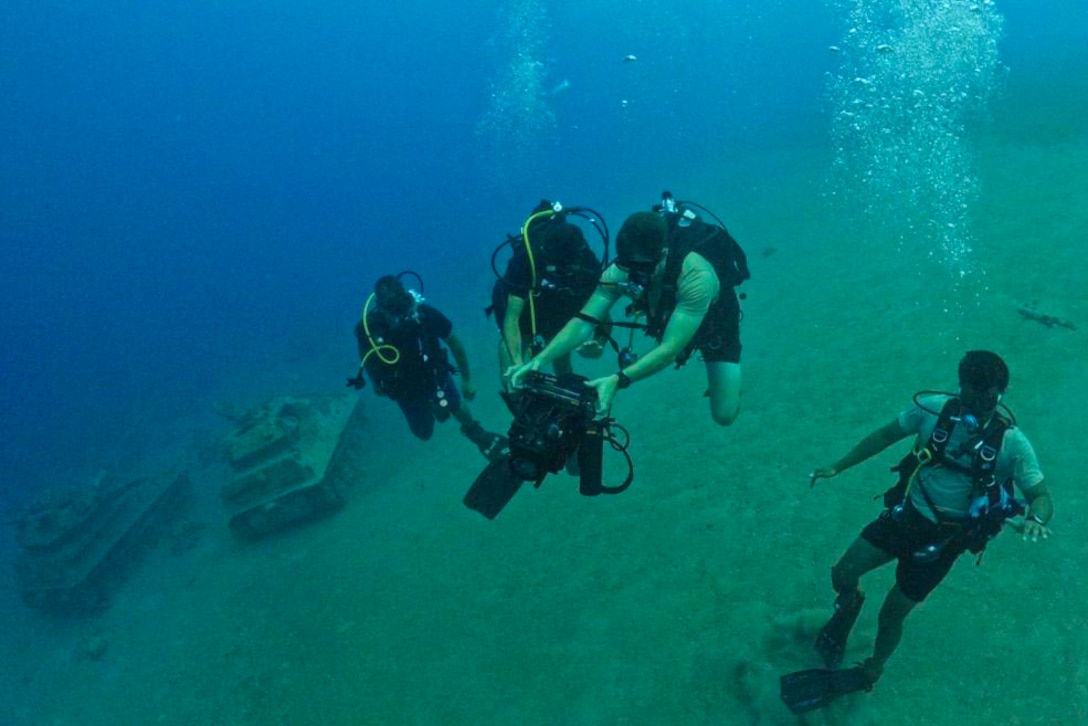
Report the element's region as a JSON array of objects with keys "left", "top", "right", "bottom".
[
  {"left": 521, "top": 208, "right": 556, "bottom": 339},
  {"left": 359, "top": 292, "right": 400, "bottom": 366}
]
